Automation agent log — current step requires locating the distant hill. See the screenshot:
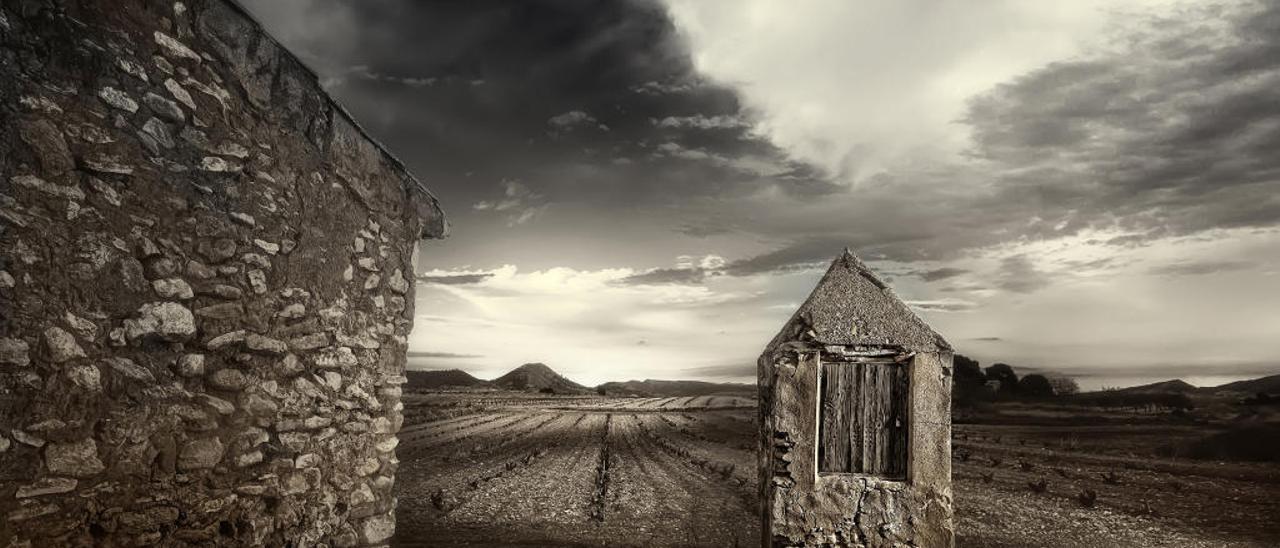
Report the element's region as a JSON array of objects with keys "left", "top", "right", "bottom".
[
  {"left": 1086, "top": 374, "right": 1280, "bottom": 396},
  {"left": 405, "top": 369, "right": 490, "bottom": 390},
  {"left": 1110, "top": 379, "right": 1198, "bottom": 395},
  {"left": 405, "top": 363, "right": 756, "bottom": 397},
  {"left": 1210, "top": 374, "right": 1280, "bottom": 395},
  {"left": 493, "top": 363, "right": 590, "bottom": 394},
  {"left": 596, "top": 379, "right": 754, "bottom": 398}
]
